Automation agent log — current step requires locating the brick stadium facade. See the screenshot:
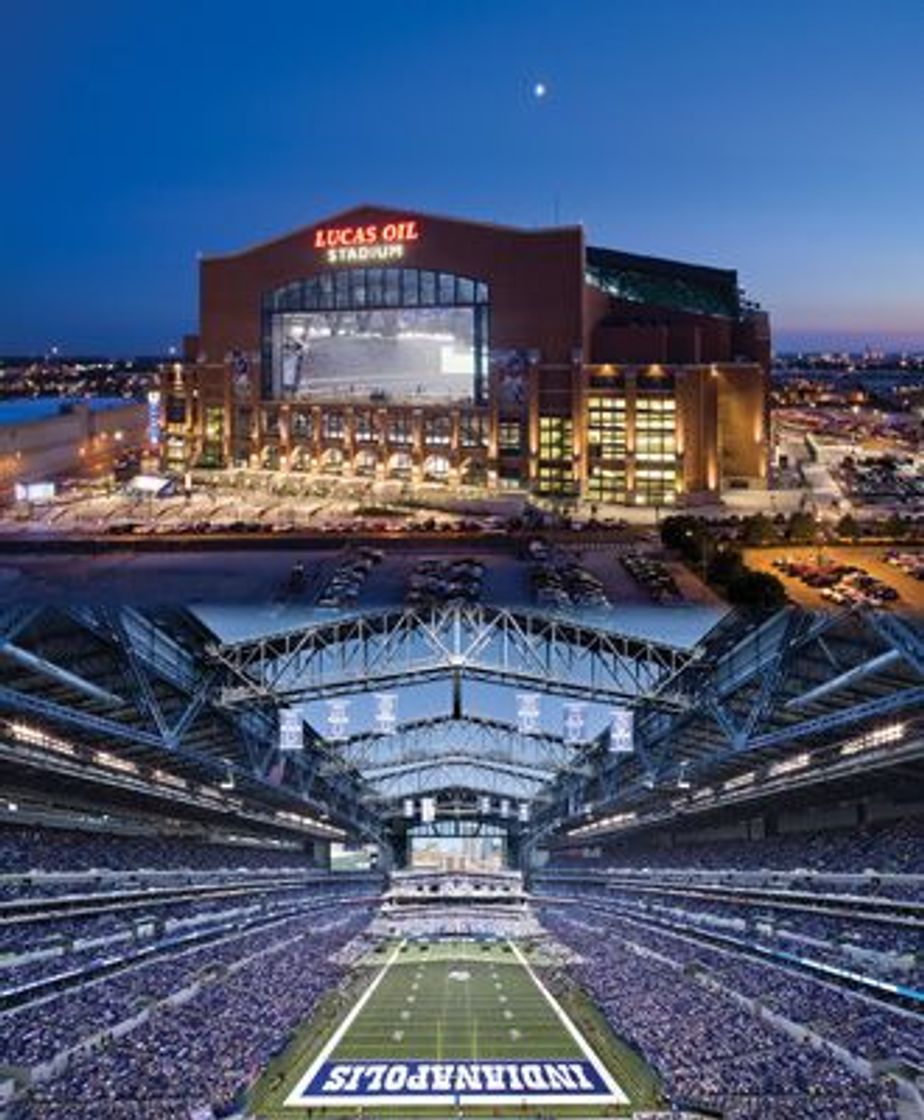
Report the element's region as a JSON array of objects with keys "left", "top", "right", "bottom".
[{"left": 165, "top": 205, "right": 770, "bottom": 505}]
